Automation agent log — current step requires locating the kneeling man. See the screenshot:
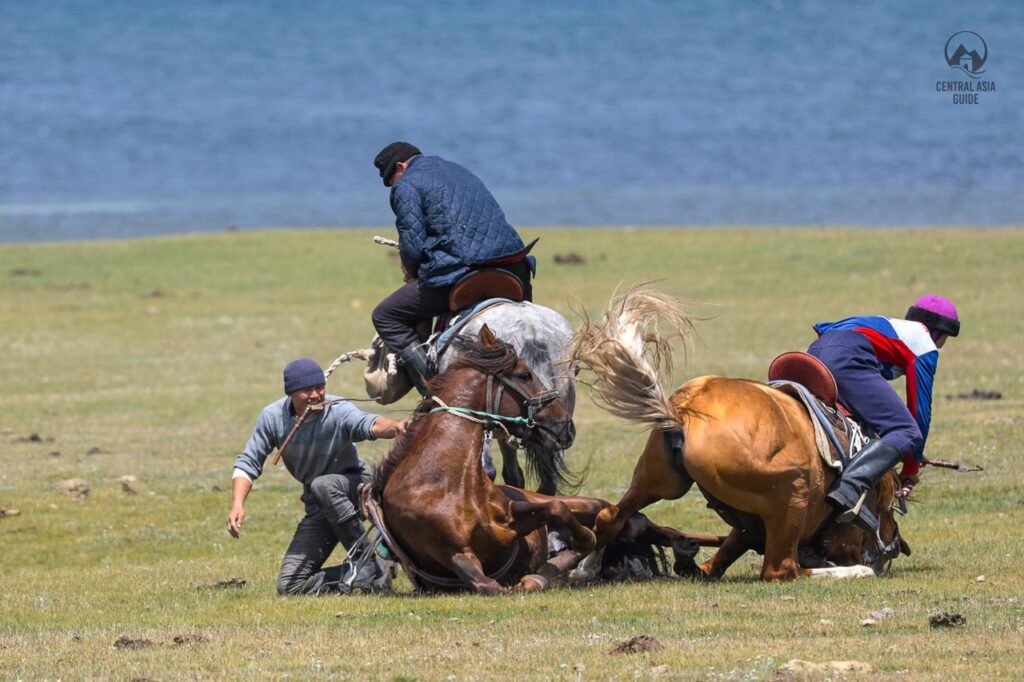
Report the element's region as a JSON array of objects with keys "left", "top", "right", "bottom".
[{"left": 226, "top": 358, "right": 405, "bottom": 594}]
